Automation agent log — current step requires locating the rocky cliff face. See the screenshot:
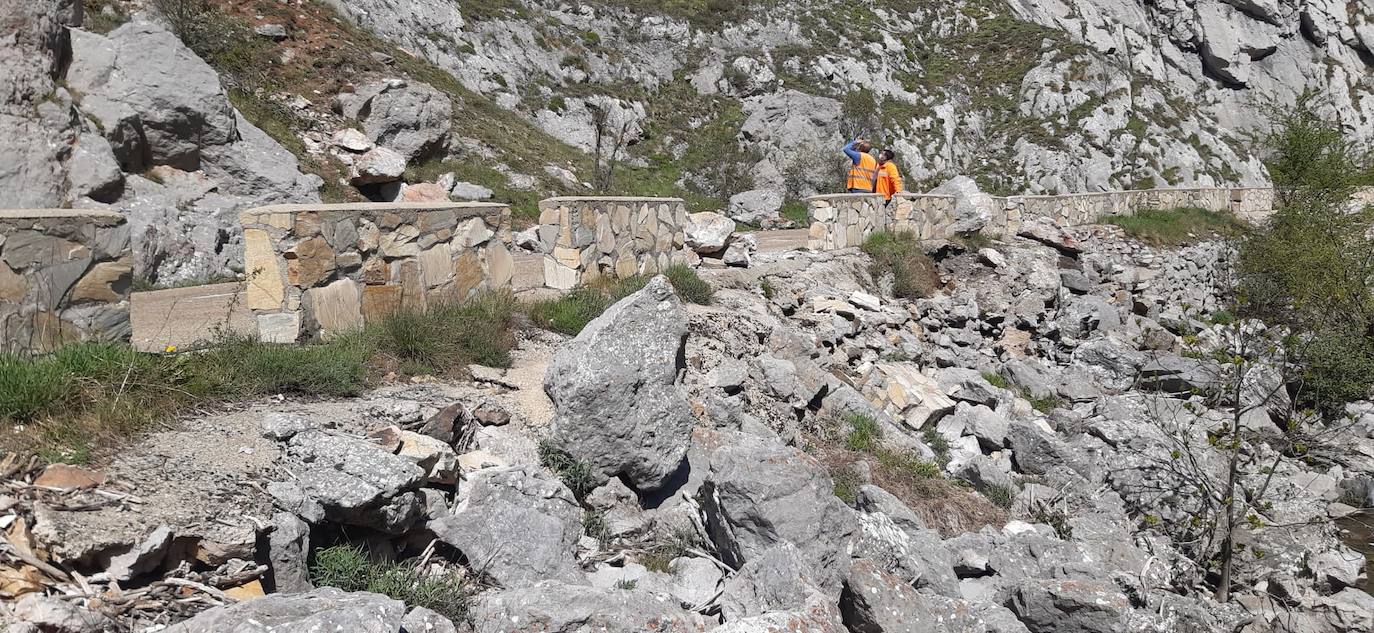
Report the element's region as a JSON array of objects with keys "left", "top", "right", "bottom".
[
  {"left": 328, "top": 0, "right": 1371, "bottom": 195},
  {"left": 1, "top": 0, "right": 1370, "bottom": 280}
]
